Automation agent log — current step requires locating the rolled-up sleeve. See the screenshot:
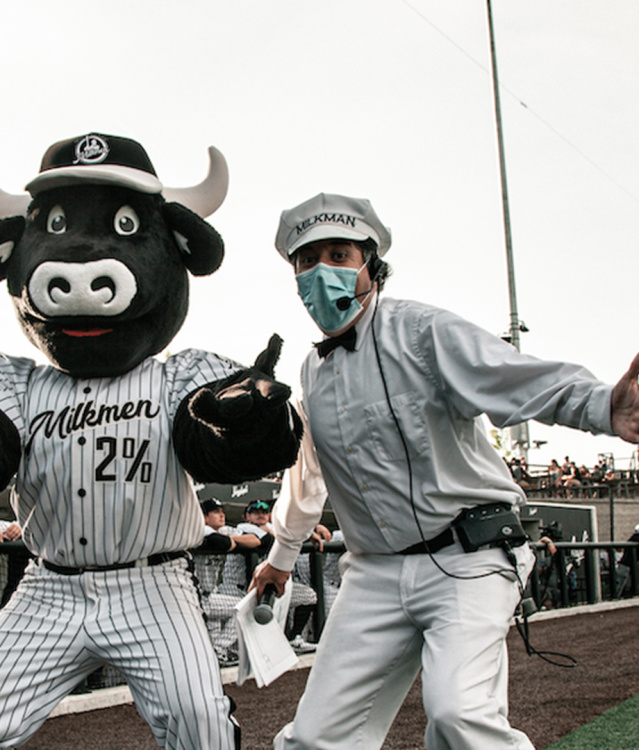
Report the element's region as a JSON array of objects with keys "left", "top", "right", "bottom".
[{"left": 269, "top": 399, "right": 328, "bottom": 572}]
